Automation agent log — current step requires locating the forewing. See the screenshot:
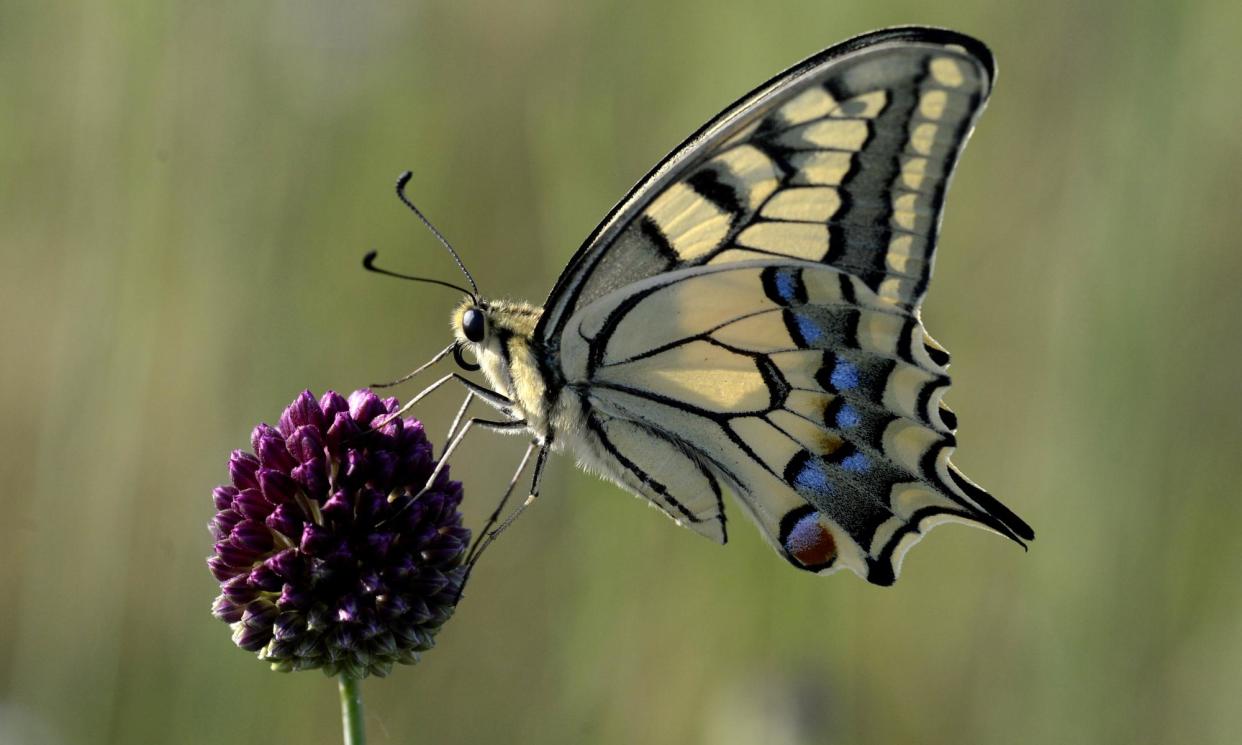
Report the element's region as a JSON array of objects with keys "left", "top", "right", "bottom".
[{"left": 538, "top": 26, "right": 995, "bottom": 349}]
